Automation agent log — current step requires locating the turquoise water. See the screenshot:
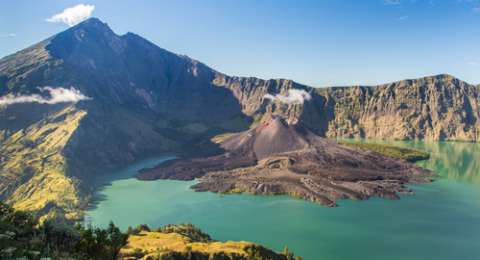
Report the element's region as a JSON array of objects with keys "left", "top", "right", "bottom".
[{"left": 86, "top": 141, "right": 480, "bottom": 260}]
